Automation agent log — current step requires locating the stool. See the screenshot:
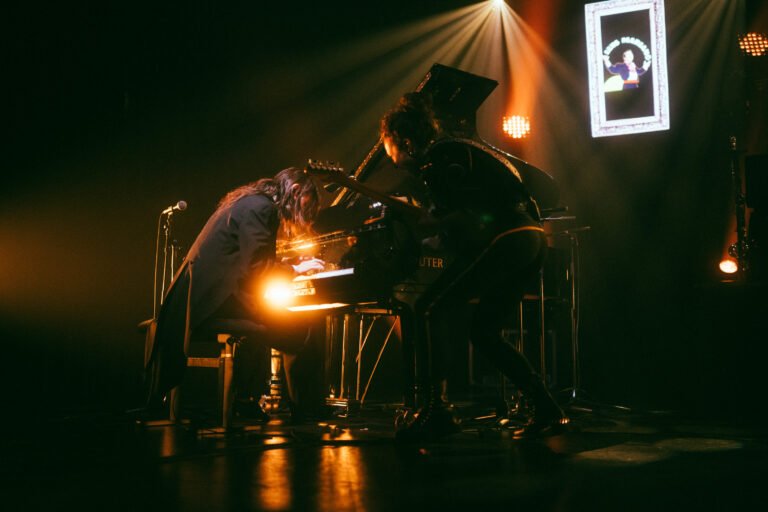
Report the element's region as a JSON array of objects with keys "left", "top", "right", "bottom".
[{"left": 169, "top": 333, "right": 242, "bottom": 430}]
